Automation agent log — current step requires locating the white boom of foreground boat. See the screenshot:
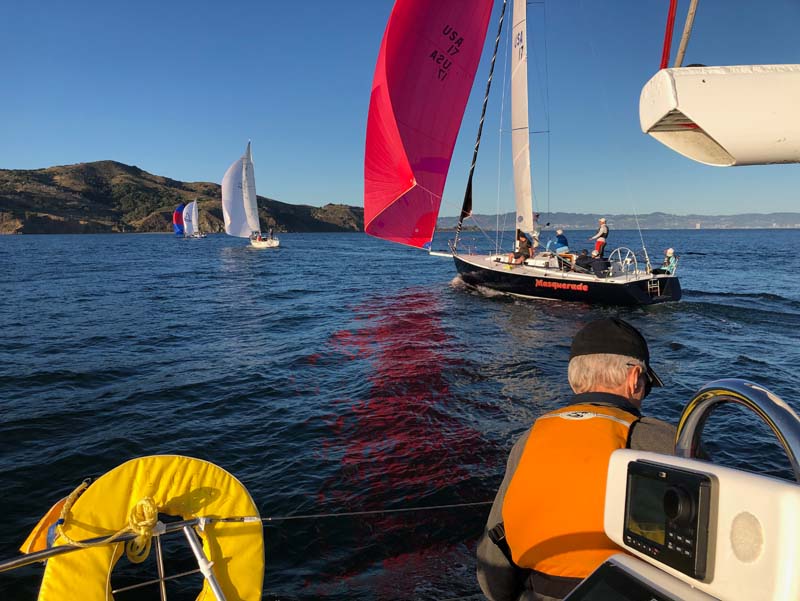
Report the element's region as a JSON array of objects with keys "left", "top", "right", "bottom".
[
  {"left": 639, "top": 0, "right": 800, "bottom": 167},
  {"left": 640, "top": 65, "right": 800, "bottom": 167}
]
